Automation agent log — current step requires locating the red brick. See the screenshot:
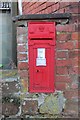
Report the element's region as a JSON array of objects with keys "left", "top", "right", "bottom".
[
  {"left": 41, "top": 9, "right": 44, "bottom": 14},
  {"left": 65, "top": 6, "right": 78, "bottom": 14},
  {"left": 68, "top": 6, "right": 79, "bottom": 14},
  {"left": 56, "top": 8, "right": 65, "bottom": 13},
  {"left": 30, "top": 5, "right": 36, "bottom": 12},
  {"left": 31, "top": 4, "right": 35, "bottom": 10},
  {"left": 38, "top": 3, "right": 46, "bottom": 12},
  {"left": 37, "top": 2, "right": 42, "bottom": 8},
  {"left": 56, "top": 67, "right": 68, "bottom": 75},
  {"left": 22, "top": 2, "right": 26, "bottom": 7},
  {"left": 36, "top": 5, "right": 40, "bottom": 12},
  {"left": 17, "top": 45, "right": 26, "bottom": 52},
  {"left": 78, "top": 31, "right": 80, "bottom": 41},
  {"left": 69, "top": 50, "right": 79, "bottom": 58},
  {"left": 75, "top": 23, "right": 80, "bottom": 32},
  {"left": 75, "top": 41, "right": 79, "bottom": 49},
  {"left": 56, "top": 59, "right": 72, "bottom": 67},
  {"left": 18, "top": 70, "right": 28, "bottom": 78},
  {"left": 56, "top": 24, "right": 76, "bottom": 32},
  {"left": 71, "top": 32, "right": 78, "bottom": 40},
  {"left": 64, "top": 90, "right": 78, "bottom": 100},
  {"left": 57, "top": 33, "right": 71, "bottom": 41},
  {"left": 17, "top": 27, "right": 27, "bottom": 35},
  {"left": 26, "top": 2, "right": 33, "bottom": 9},
  {"left": 23, "top": 2, "right": 29, "bottom": 8},
  {"left": 56, "top": 51, "right": 68, "bottom": 58},
  {"left": 56, "top": 75, "right": 71, "bottom": 83},
  {"left": 51, "top": 2, "right": 59, "bottom": 12},
  {"left": 28, "top": 7, "right": 32, "bottom": 12},
  {"left": 24, "top": 6, "right": 29, "bottom": 14},
  {"left": 70, "top": 2, "right": 79, "bottom": 6},
  {"left": 71, "top": 57, "right": 78, "bottom": 67},
  {"left": 43, "top": 9, "right": 48, "bottom": 14},
  {"left": 79, "top": 67, "right": 80, "bottom": 75},
  {"left": 78, "top": 64, "right": 80, "bottom": 73},
  {"left": 55, "top": 82, "right": 67, "bottom": 90},
  {"left": 17, "top": 35, "right": 27, "bottom": 43},
  {"left": 71, "top": 15, "right": 79, "bottom": 24},
  {"left": 17, "top": 53, "right": 27, "bottom": 61},
  {"left": 18, "top": 62, "right": 28, "bottom": 70},
  {"left": 34, "top": 3, "right": 38, "bottom": 9},
  {"left": 59, "top": 2, "right": 70, "bottom": 9},
  {"left": 46, "top": 6, "right": 52, "bottom": 13},
  {"left": 71, "top": 82, "right": 78, "bottom": 89},
  {"left": 40, "top": 3, "right": 47, "bottom": 10},
  {"left": 46, "top": 2, "right": 55, "bottom": 7},
  {"left": 68, "top": 66, "right": 78, "bottom": 75},
  {"left": 56, "top": 41, "right": 74, "bottom": 50}
]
